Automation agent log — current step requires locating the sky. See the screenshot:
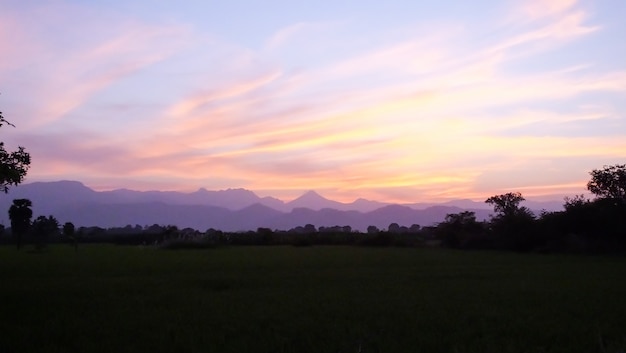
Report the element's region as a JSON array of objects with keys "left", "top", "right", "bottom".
[{"left": 1, "top": 0, "right": 625, "bottom": 203}]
